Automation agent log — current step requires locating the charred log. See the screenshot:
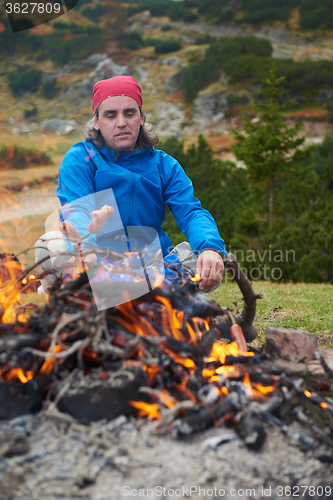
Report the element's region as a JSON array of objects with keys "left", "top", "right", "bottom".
[
  {"left": 56, "top": 367, "right": 147, "bottom": 423},
  {"left": 0, "top": 374, "right": 52, "bottom": 420}
]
